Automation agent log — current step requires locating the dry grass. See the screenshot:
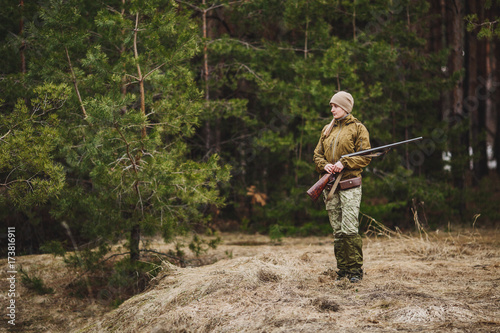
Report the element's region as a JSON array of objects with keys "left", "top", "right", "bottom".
[{"left": 1, "top": 229, "right": 499, "bottom": 333}]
